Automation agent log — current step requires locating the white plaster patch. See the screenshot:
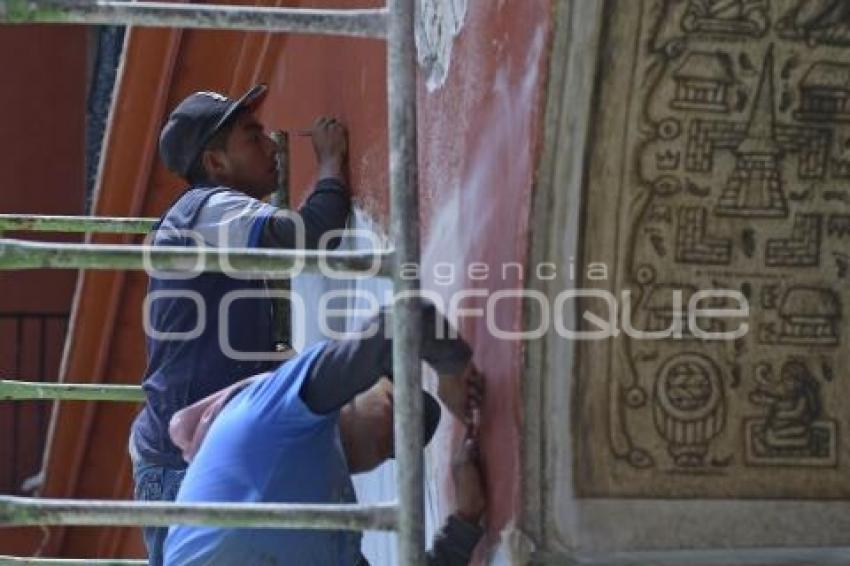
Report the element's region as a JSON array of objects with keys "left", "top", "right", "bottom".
[
  {"left": 415, "top": 0, "right": 468, "bottom": 91},
  {"left": 488, "top": 521, "right": 537, "bottom": 565}
]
